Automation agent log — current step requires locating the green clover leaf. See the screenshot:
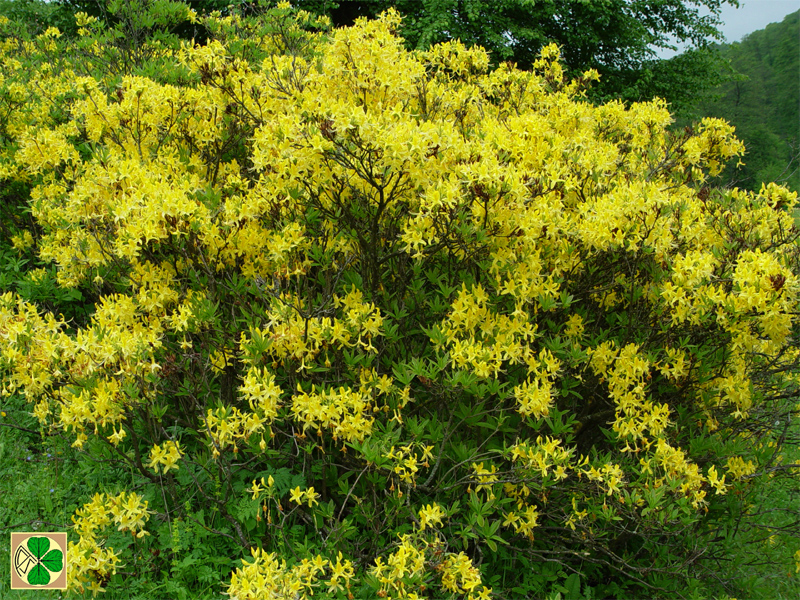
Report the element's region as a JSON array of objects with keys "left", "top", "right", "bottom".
[
  {"left": 27, "top": 537, "right": 50, "bottom": 559},
  {"left": 24, "top": 537, "right": 63, "bottom": 586},
  {"left": 28, "top": 564, "right": 50, "bottom": 586},
  {"left": 42, "top": 549, "right": 63, "bottom": 572}
]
